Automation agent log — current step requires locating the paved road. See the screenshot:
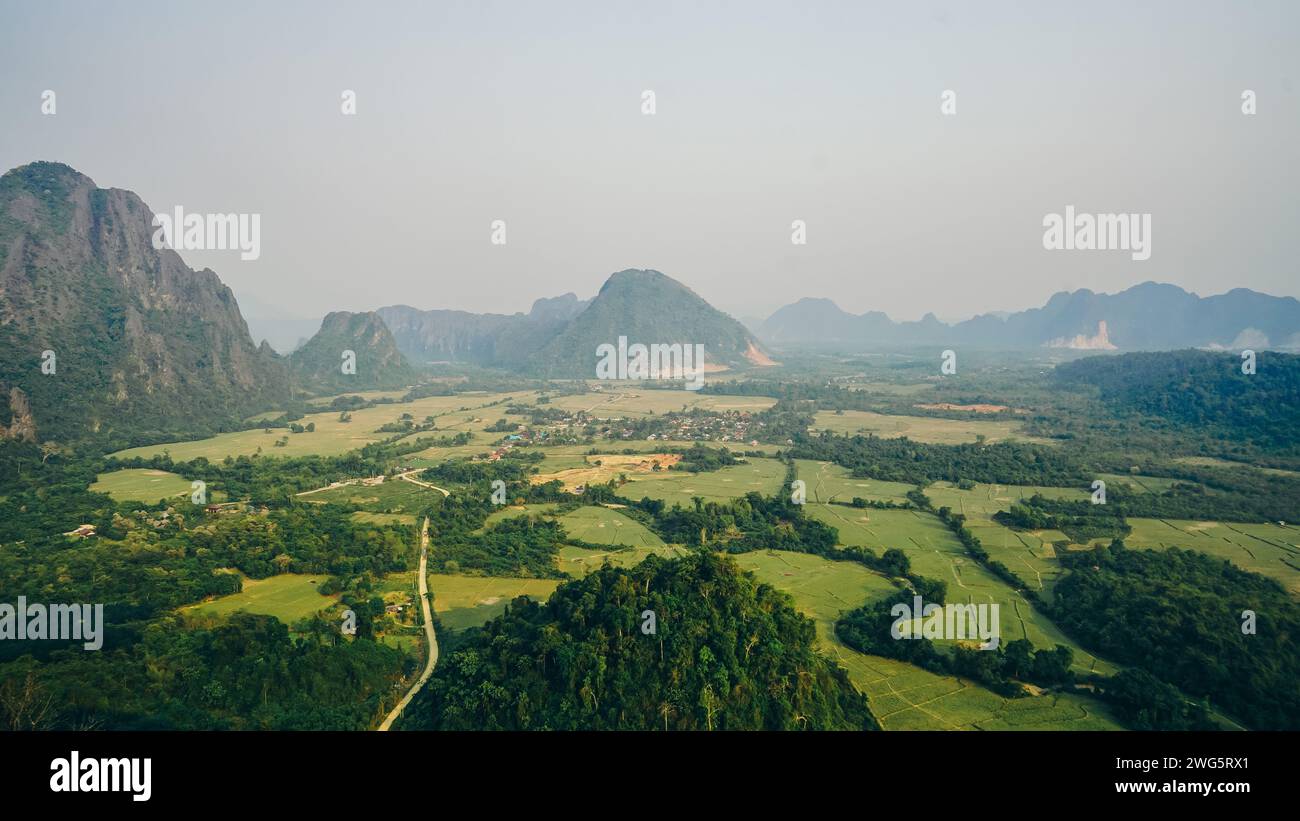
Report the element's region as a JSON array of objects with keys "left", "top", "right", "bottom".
[{"left": 378, "top": 517, "right": 438, "bottom": 731}]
